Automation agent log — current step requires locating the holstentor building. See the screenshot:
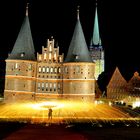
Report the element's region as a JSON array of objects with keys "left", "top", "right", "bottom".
[{"left": 4, "top": 5, "right": 97, "bottom": 102}]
